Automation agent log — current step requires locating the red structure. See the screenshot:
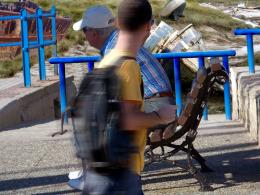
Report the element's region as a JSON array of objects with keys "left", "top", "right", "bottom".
[{"left": 0, "top": 1, "right": 71, "bottom": 60}]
